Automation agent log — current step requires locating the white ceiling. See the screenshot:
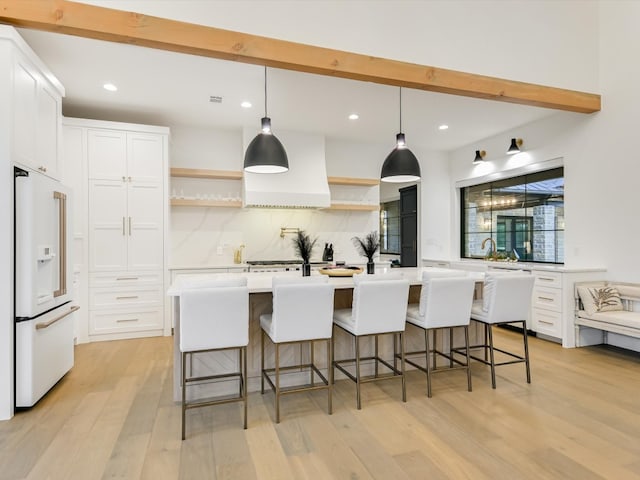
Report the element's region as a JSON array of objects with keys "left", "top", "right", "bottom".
[{"left": 19, "top": 28, "right": 566, "bottom": 152}]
